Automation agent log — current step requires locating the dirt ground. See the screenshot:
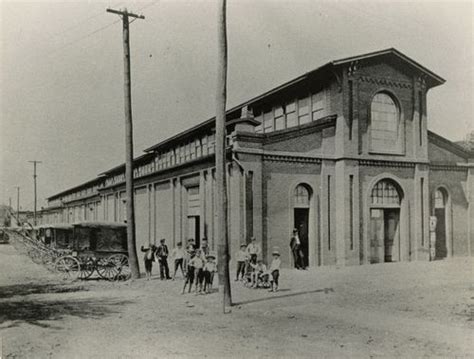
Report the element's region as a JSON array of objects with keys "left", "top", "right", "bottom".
[{"left": 0, "top": 242, "right": 472, "bottom": 359}]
